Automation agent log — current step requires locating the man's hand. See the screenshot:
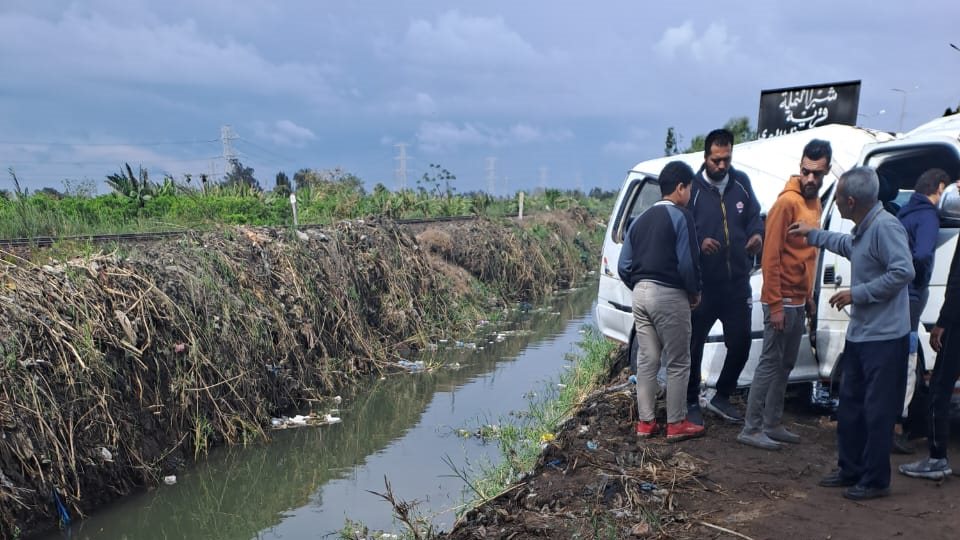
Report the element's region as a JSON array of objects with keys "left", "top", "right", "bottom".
[
  {"left": 770, "top": 309, "right": 785, "bottom": 332},
  {"left": 828, "top": 290, "right": 853, "bottom": 311},
  {"left": 805, "top": 297, "right": 817, "bottom": 317},
  {"left": 701, "top": 238, "right": 721, "bottom": 255},
  {"left": 788, "top": 222, "right": 814, "bottom": 237},
  {"left": 745, "top": 234, "right": 763, "bottom": 255},
  {"left": 689, "top": 293, "right": 701, "bottom": 310},
  {"left": 930, "top": 325, "right": 945, "bottom": 353}
]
